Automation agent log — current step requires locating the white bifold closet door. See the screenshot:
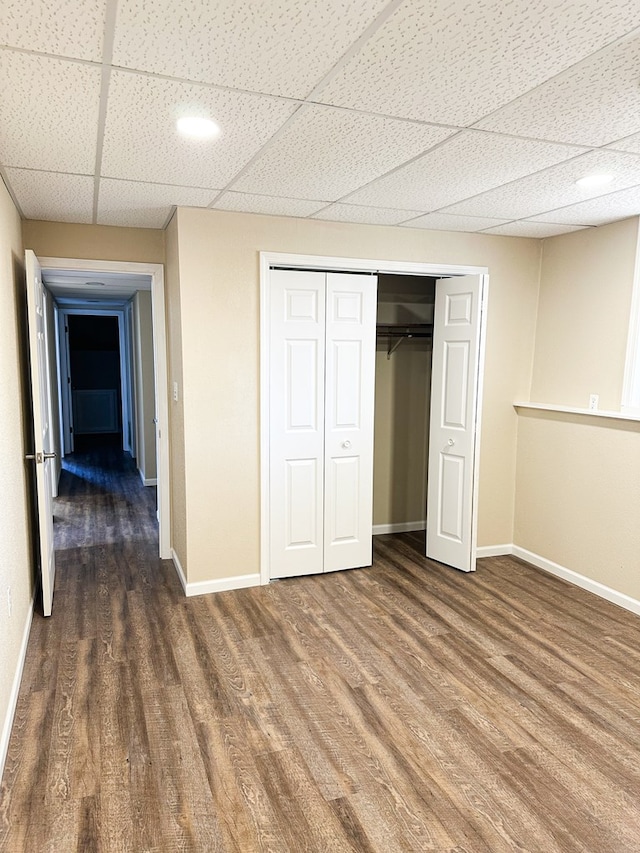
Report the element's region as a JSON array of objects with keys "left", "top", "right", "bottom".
[
  {"left": 269, "top": 269, "right": 377, "bottom": 580},
  {"left": 426, "top": 275, "right": 483, "bottom": 572}
]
